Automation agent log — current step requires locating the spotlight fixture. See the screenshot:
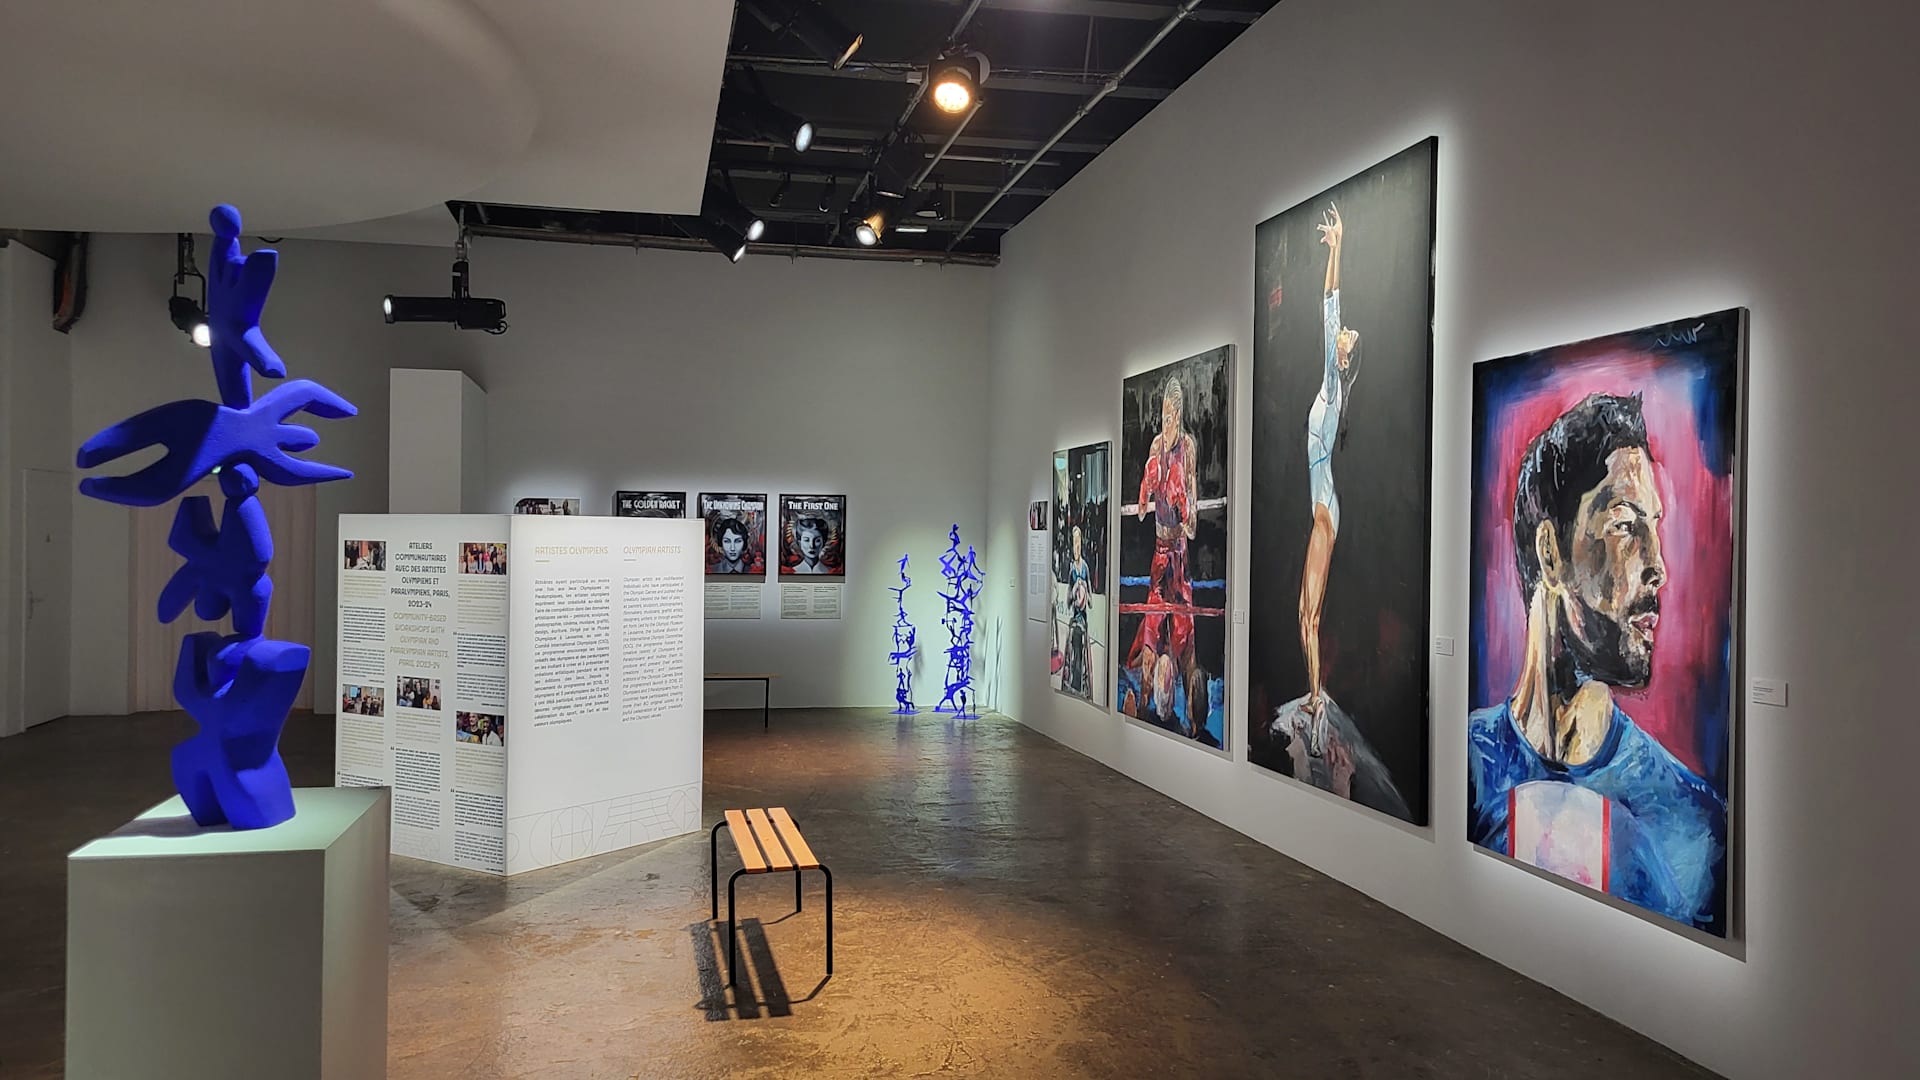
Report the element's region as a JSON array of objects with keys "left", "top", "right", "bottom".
[
  {"left": 741, "top": 0, "right": 862, "bottom": 70},
  {"left": 770, "top": 172, "right": 792, "bottom": 208},
  {"left": 696, "top": 218, "right": 751, "bottom": 263},
  {"left": 847, "top": 205, "right": 888, "bottom": 246},
  {"left": 169, "top": 233, "right": 210, "bottom": 347},
  {"left": 929, "top": 49, "right": 990, "bottom": 115},
  {"left": 704, "top": 180, "right": 765, "bottom": 245},
  {"left": 717, "top": 78, "right": 813, "bottom": 153},
  {"left": 382, "top": 234, "right": 508, "bottom": 333},
  {"left": 872, "top": 136, "right": 922, "bottom": 200},
  {"left": 817, "top": 176, "right": 837, "bottom": 213}
]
